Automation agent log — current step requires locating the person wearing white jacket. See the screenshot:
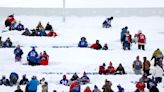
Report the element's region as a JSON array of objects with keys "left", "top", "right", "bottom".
[{"left": 151, "top": 64, "right": 163, "bottom": 83}]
